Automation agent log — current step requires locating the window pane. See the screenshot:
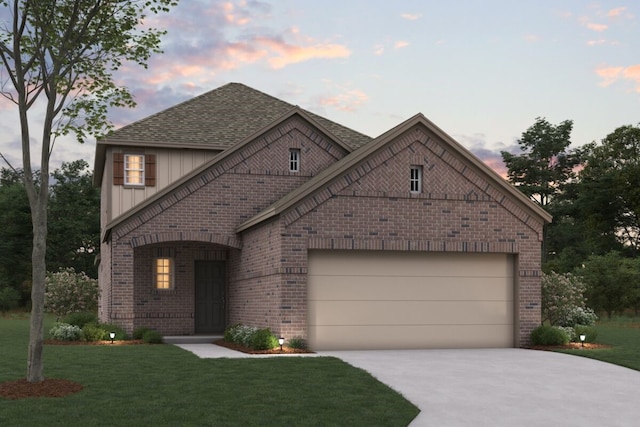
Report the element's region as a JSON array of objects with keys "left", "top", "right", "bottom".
[
  {"left": 289, "top": 149, "right": 300, "bottom": 172},
  {"left": 125, "top": 154, "right": 145, "bottom": 185},
  {"left": 155, "top": 258, "right": 172, "bottom": 289},
  {"left": 410, "top": 166, "right": 422, "bottom": 193}
]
